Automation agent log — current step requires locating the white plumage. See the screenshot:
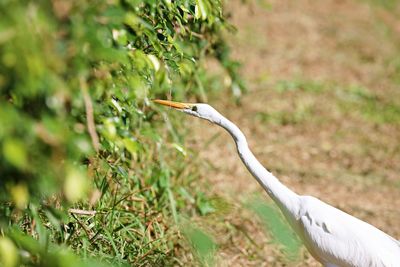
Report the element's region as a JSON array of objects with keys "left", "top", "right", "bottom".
[{"left": 154, "top": 100, "right": 400, "bottom": 266}]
